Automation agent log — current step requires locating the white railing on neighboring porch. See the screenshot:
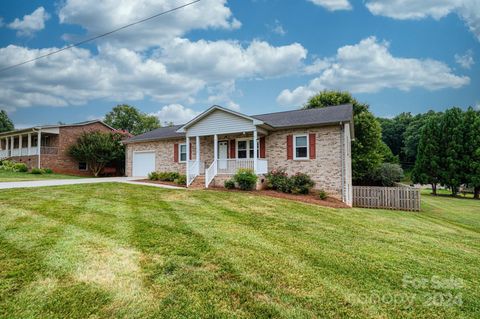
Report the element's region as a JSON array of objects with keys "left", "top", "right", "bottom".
[
  {"left": 205, "top": 159, "right": 217, "bottom": 188},
  {"left": 0, "top": 147, "right": 59, "bottom": 158},
  {"left": 187, "top": 160, "right": 200, "bottom": 186}
]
